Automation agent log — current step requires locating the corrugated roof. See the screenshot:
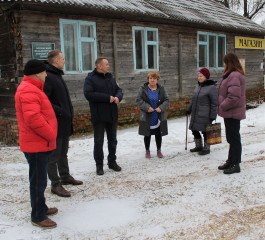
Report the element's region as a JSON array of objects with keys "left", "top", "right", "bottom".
[{"left": 1, "top": 0, "right": 265, "bottom": 35}]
